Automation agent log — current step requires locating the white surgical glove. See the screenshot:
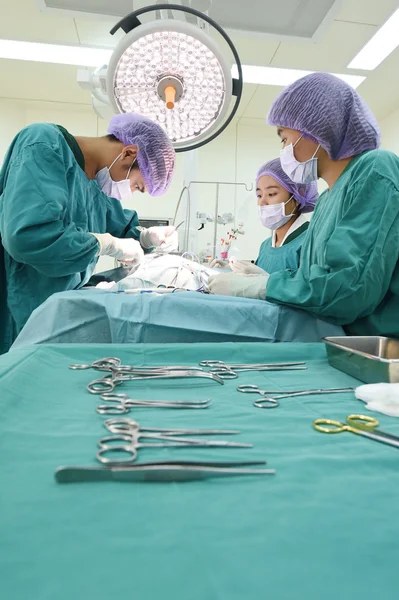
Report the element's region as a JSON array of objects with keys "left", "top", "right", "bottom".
[
  {"left": 140, "top": 226, "right": 178, "bottom": 251},
  {"left": 90, "top": 233, "right": 144, "bottom": 265},
  {"left": 209, "top": 258, "right": 229, "bottom": 268},
  {"left": 229, "top": 259, "right": 266, "bottom": 275},
  {"left": 208, "top": 273, "right": 269, "bottom": 299}
]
